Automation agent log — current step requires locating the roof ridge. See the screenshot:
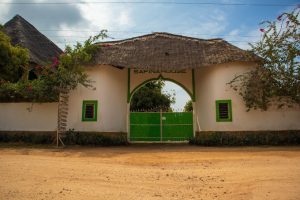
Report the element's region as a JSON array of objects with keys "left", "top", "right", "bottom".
[
  {"left": 96, "top": 32, "right": 223, "bottom": 46},
  {"left": 152, "top": 32, "right": 223, "bottom": 41}
]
